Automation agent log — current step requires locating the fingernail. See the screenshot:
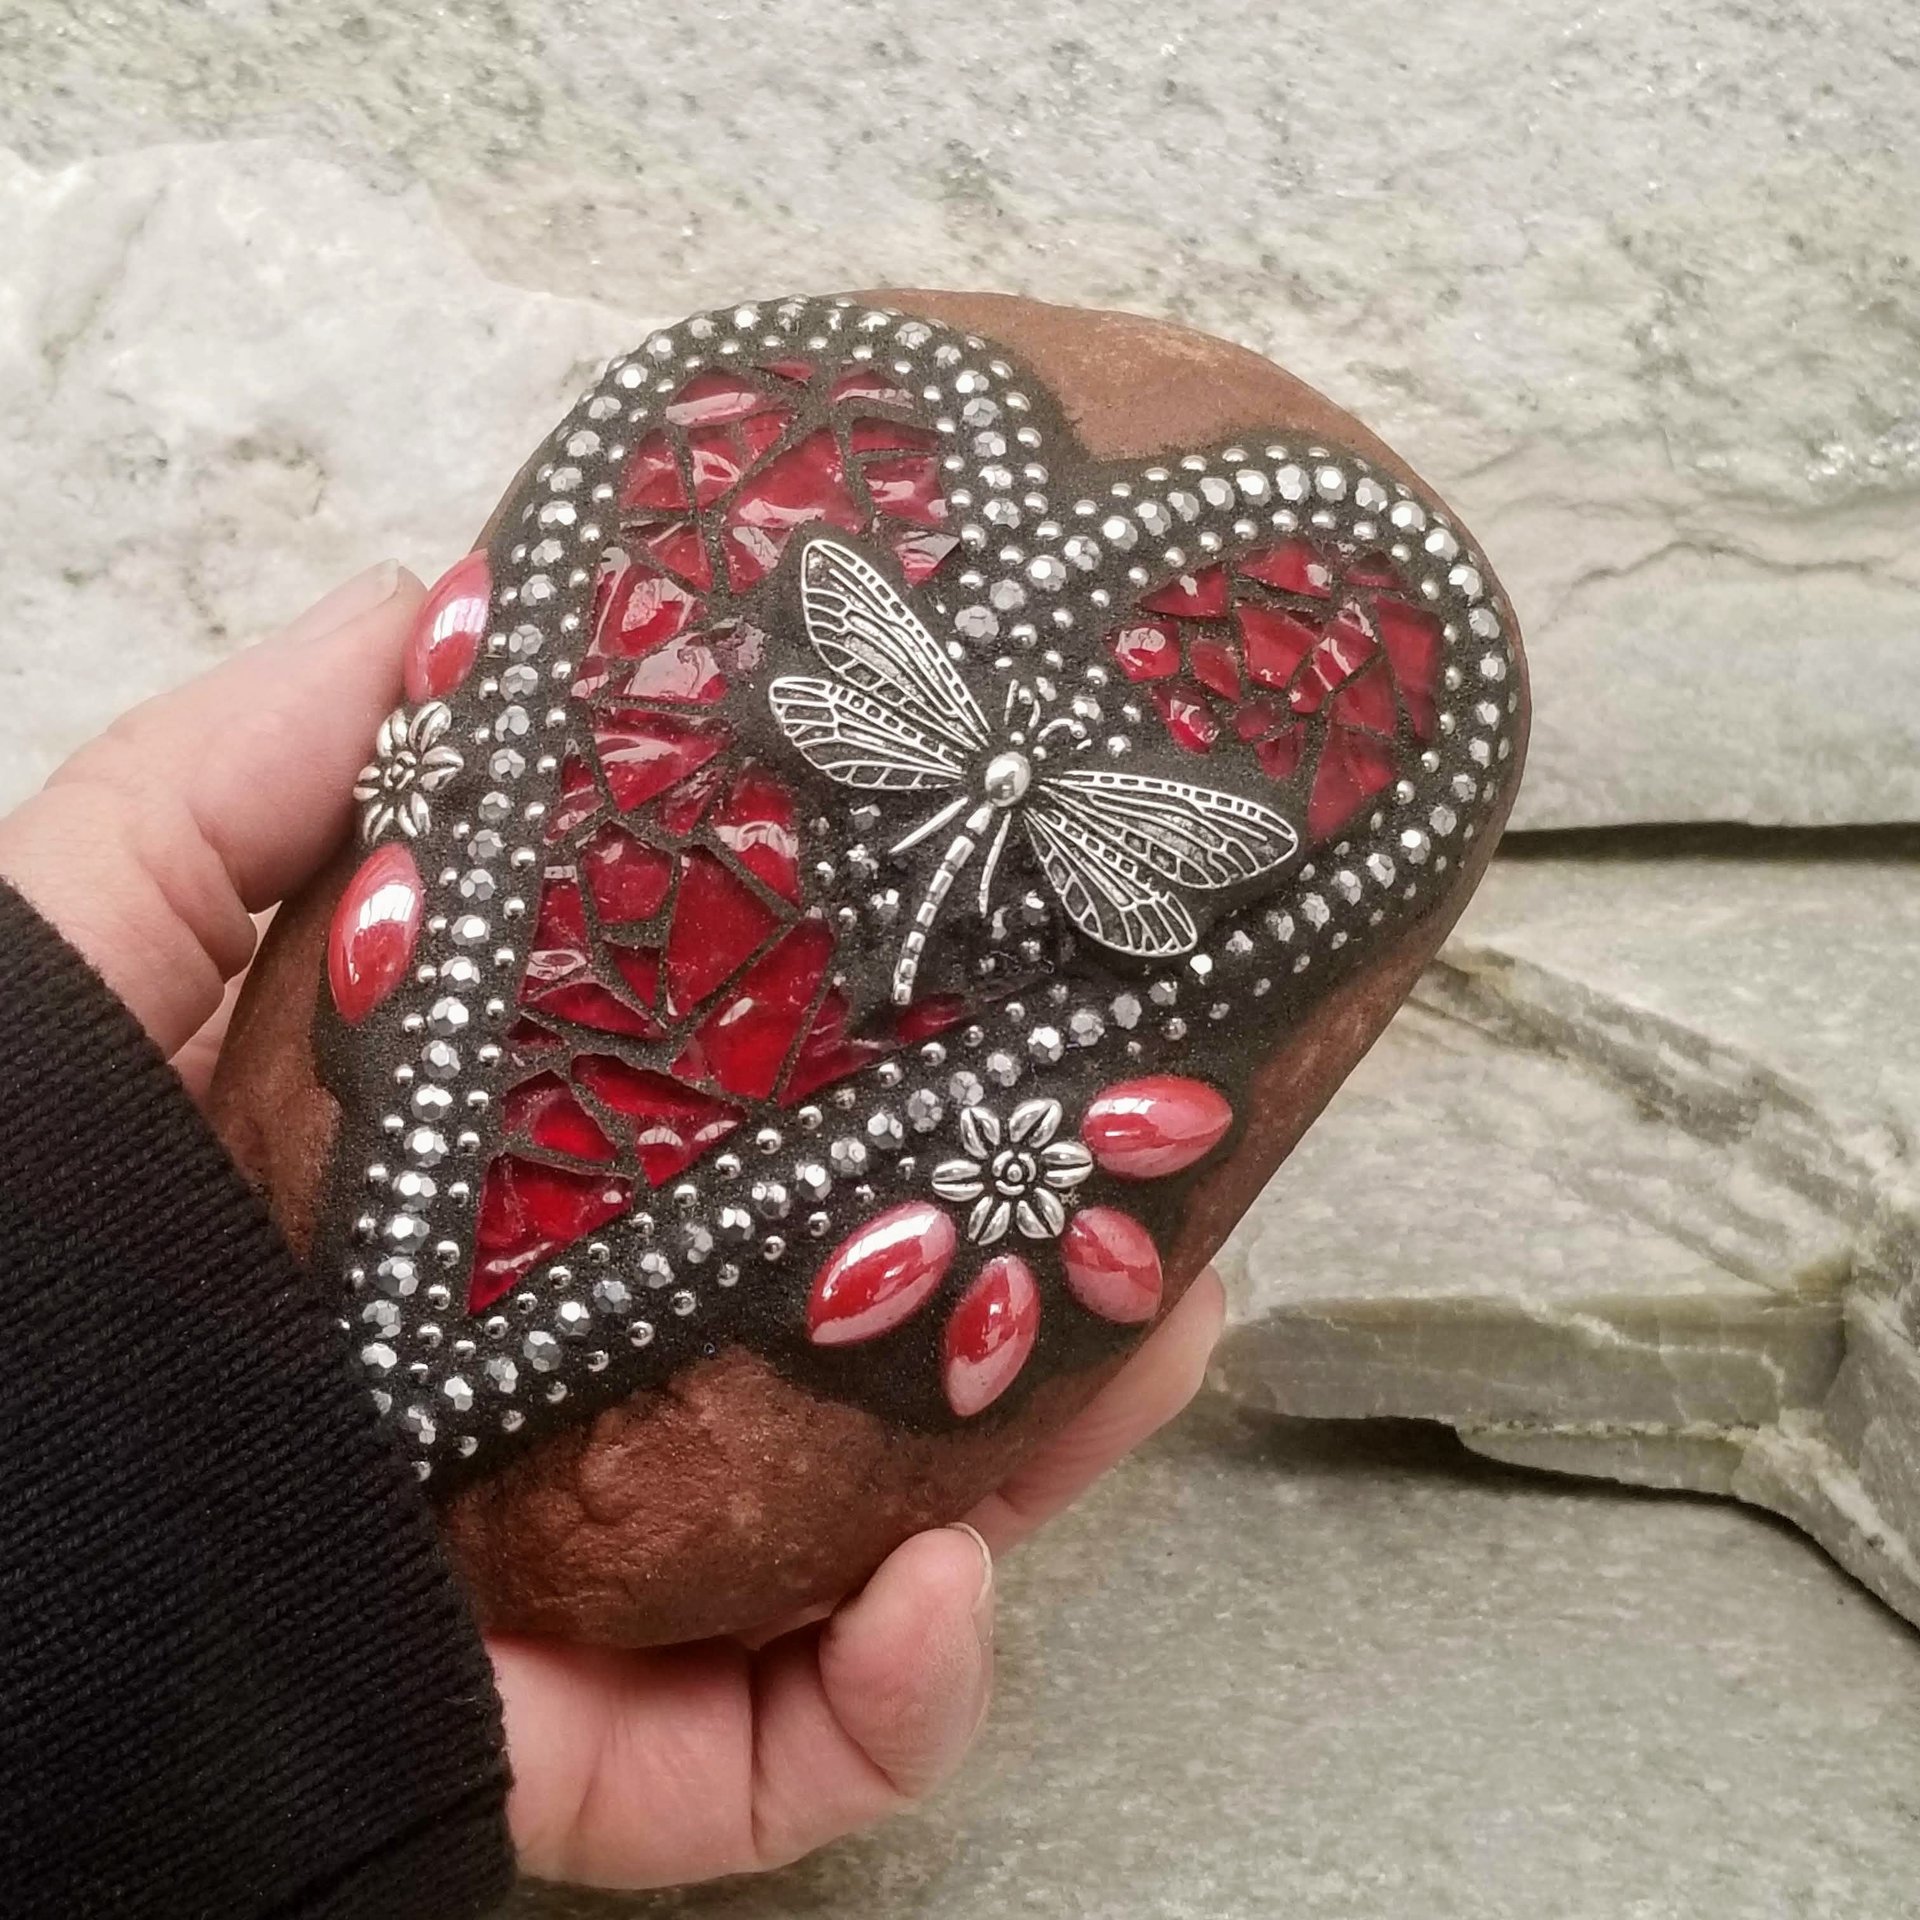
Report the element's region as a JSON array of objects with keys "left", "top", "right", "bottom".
[
  {"left": 948, "top": 1522, "right": 995, "bottom": 1648},
  {"left": 282, "top": 560, "right": 406, "bottom": 644}
]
